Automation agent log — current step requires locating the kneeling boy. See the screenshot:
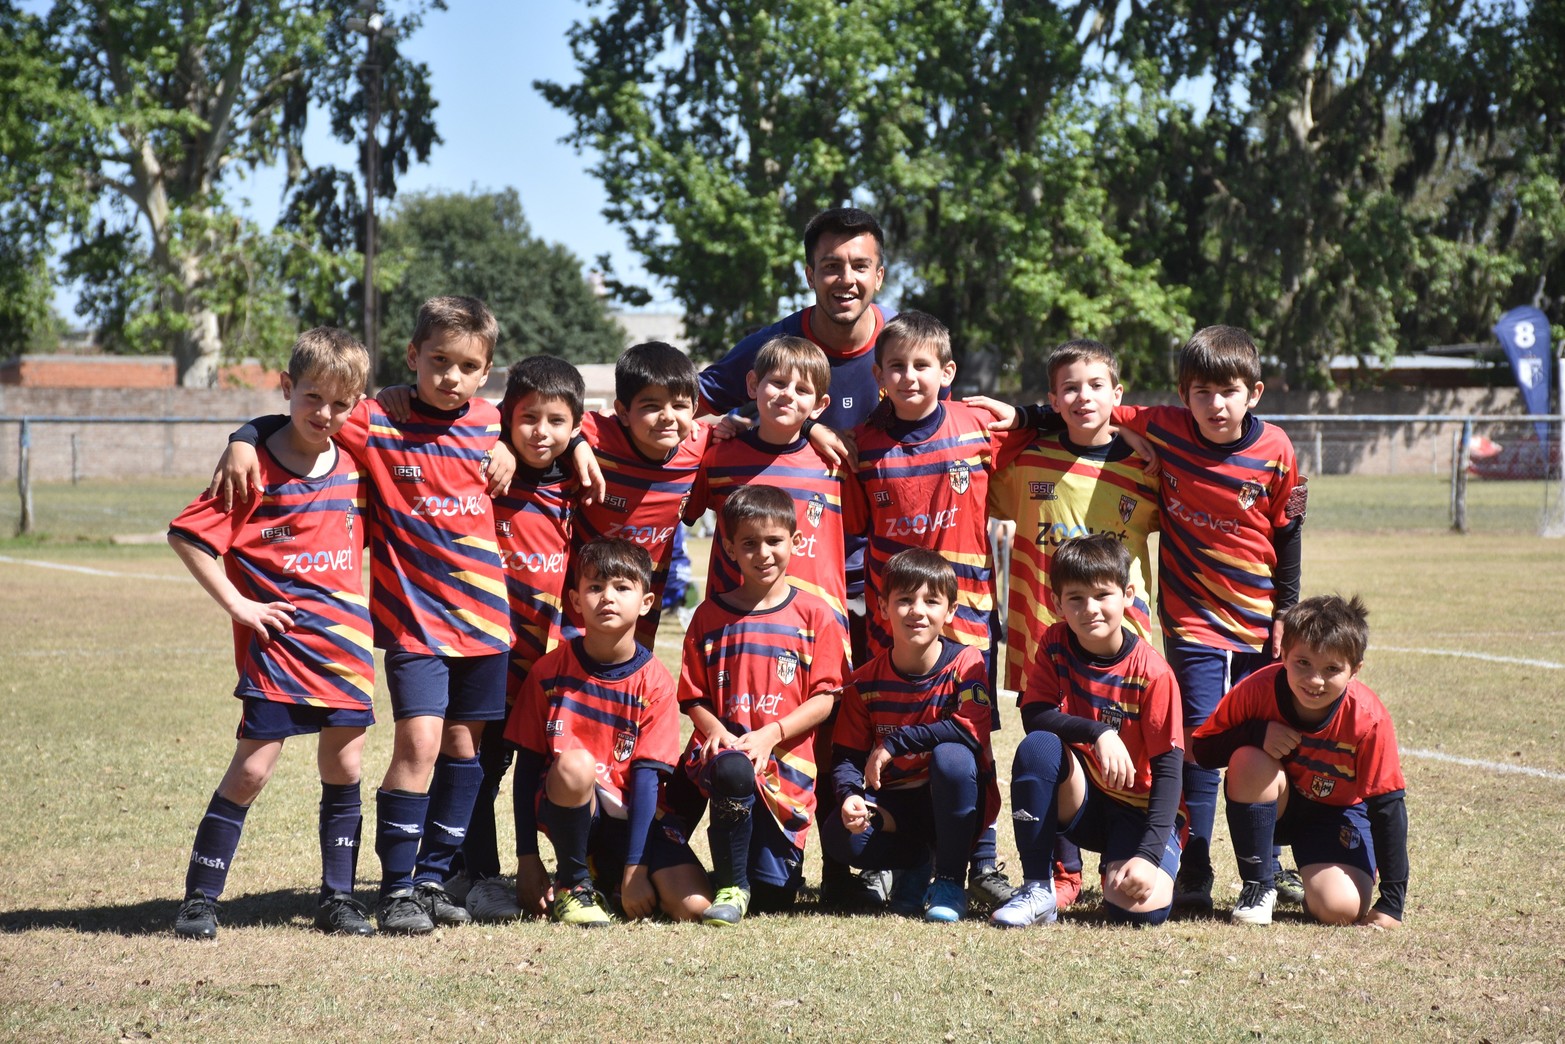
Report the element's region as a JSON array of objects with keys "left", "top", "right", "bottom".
[
  {"left": 992, "top": 534, "right": 1185, "bottom": 928},
  {"left": 1191, "top": 595, "right": 1408, "bottom": 927}
]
